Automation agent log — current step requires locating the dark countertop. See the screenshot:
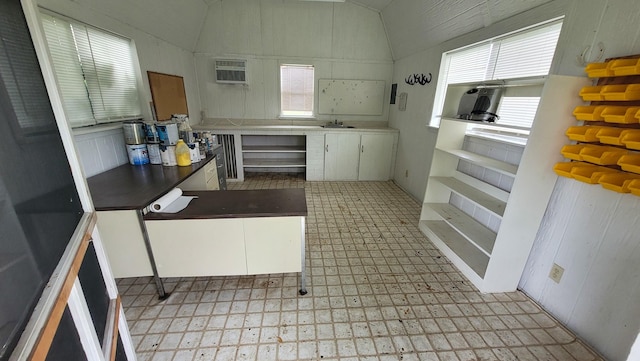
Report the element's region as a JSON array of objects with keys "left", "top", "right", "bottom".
[
  {"left": 143, "top": 189, "right": 307, "bottom": 220},
  {"left": 87, "top": 154, "right": 215, "bottom": 211}
]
